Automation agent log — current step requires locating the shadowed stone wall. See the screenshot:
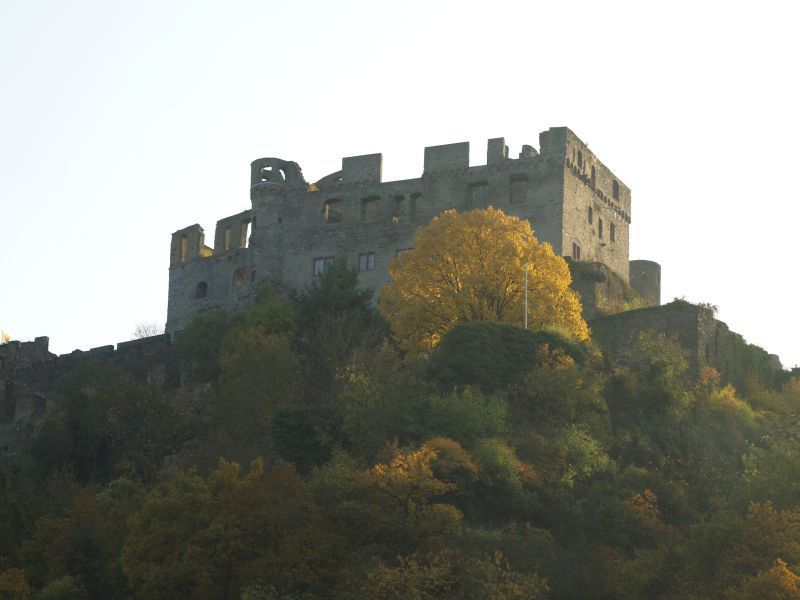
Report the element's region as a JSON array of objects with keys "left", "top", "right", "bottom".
[{"left": 166, "top": 127, "right": 645, "bottom": 334}]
